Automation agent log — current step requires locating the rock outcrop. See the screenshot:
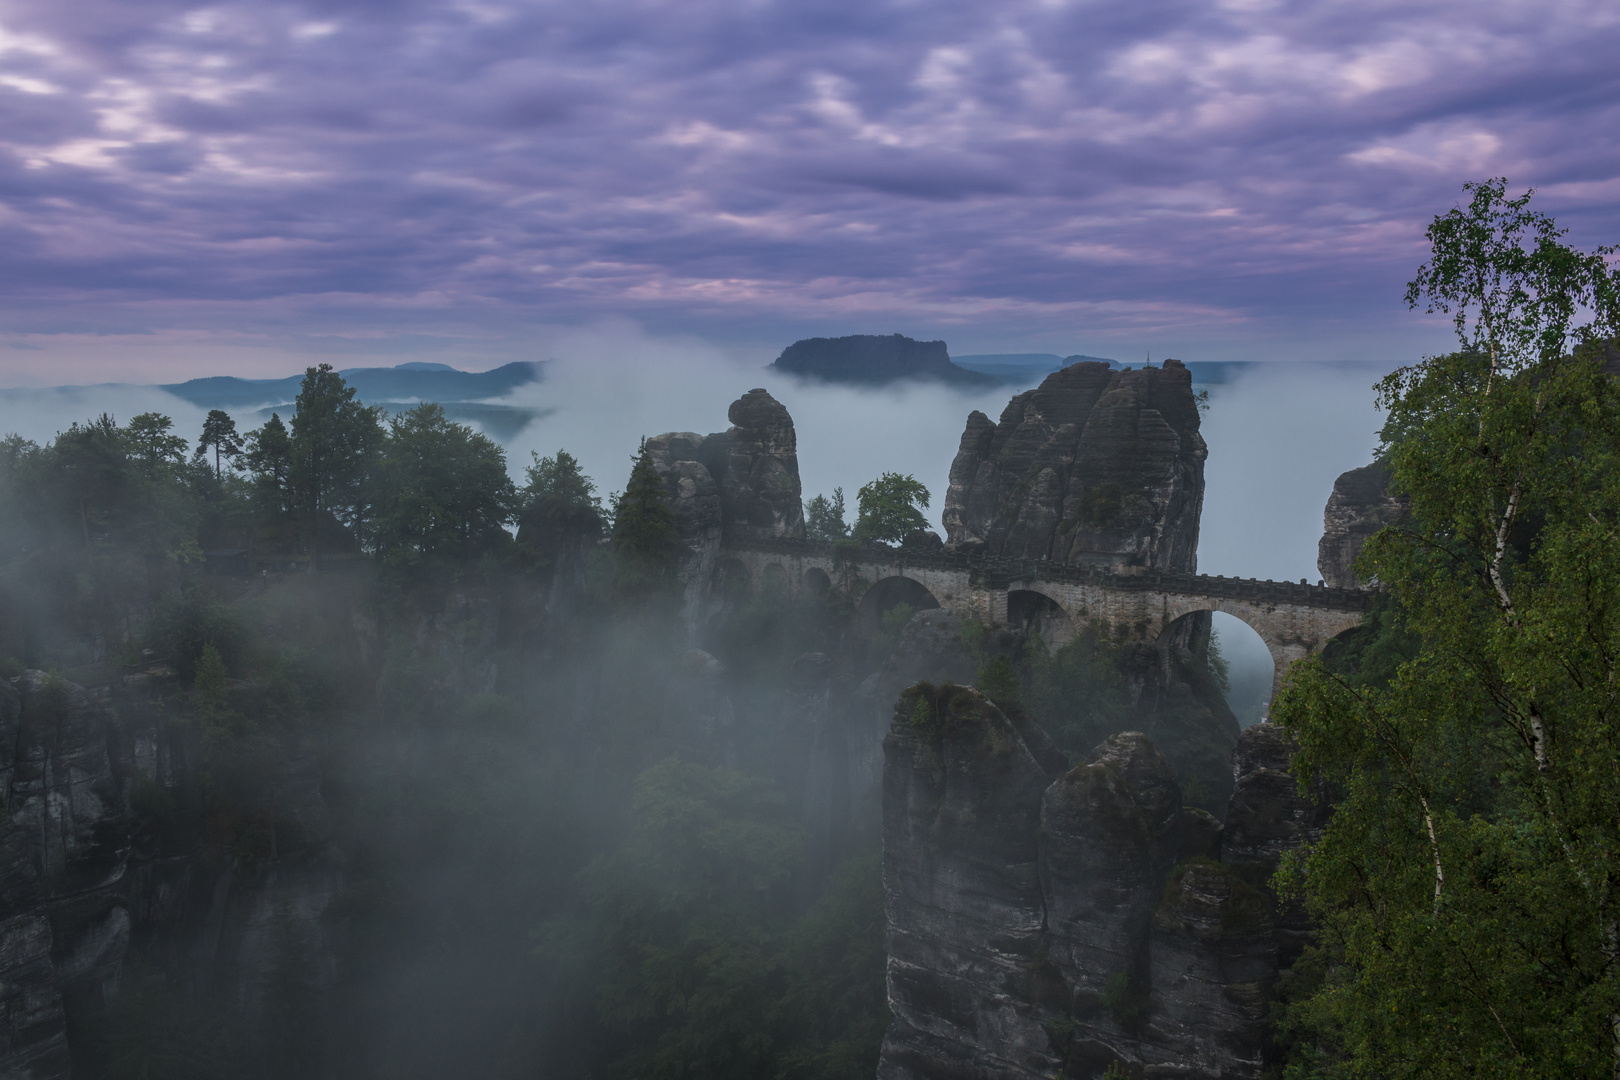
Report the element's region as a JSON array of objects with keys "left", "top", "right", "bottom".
[
  {"left": 879, "top": 683, "right": 1064, "bottom": 1080},
  {"left": 1317, "top": 460, "right": 1405, "bottom": 588},
  {"left": 879, "top": 710, "right": 1324, "bottom": 1080},
  {"left": 0, "top": 670, "right": 343, "bottom": 1079},
  {"left": 770, "top": 334, "right": 995, "bottom": 387},
  {"left": 943, "top": 360, "right": 1206, "bottom": 572},
  {"left": 0, "top": 672, "right": 130, "bottom": 1080},
  {"left": 643, "top": 389, "right": 806, "bottom": 618}
]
